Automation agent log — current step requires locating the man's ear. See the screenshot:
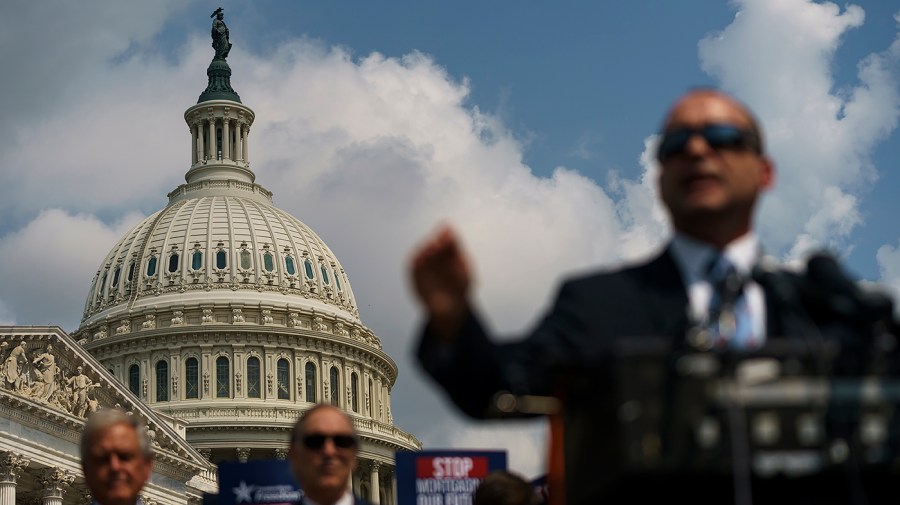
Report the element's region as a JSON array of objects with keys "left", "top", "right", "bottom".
[{"left": 760, "top": 156, "right": 775, "bottom": 189}]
